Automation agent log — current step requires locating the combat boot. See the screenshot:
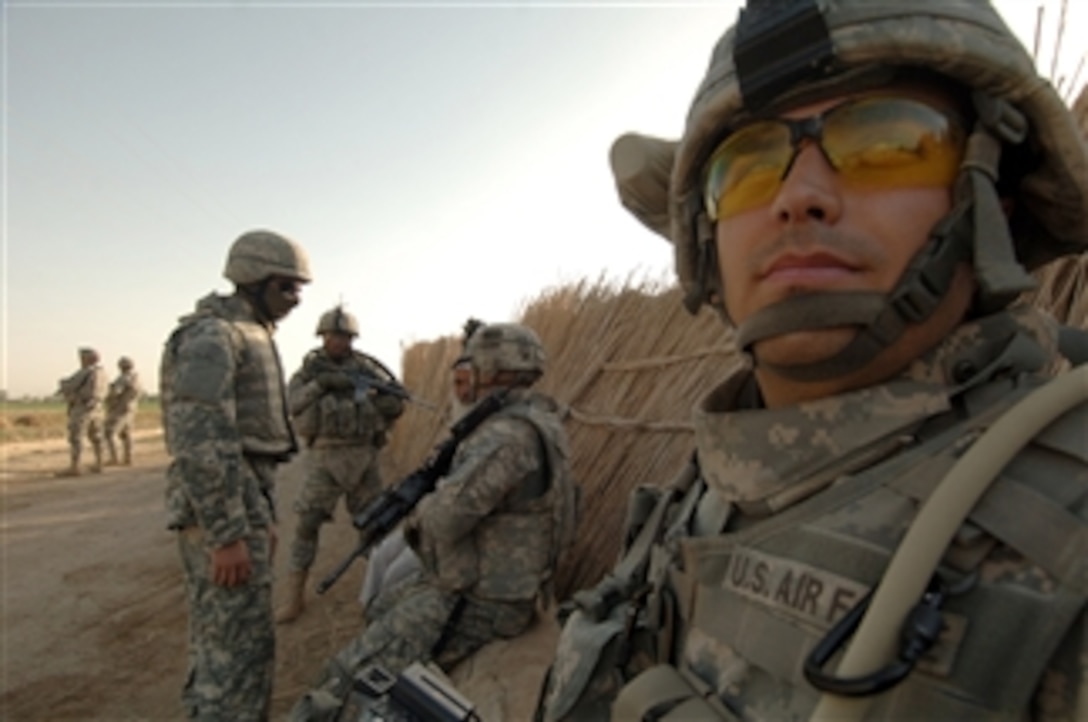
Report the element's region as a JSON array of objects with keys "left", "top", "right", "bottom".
[
  {"left": 88, "top": 443, "right": 104, "bottom": 474},
  {"left": 104, "top": 439, "right": 119, "bottom": 466},
  {"left": 275, "top": 569, "right": 308, "bottom": 624},
  {"left": 56, "top": 452, "right": 81, "bottom": 477},
  {"left": 121, "top": 437, "right": 133, "bottom": 466}
]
